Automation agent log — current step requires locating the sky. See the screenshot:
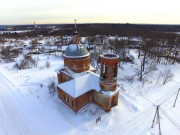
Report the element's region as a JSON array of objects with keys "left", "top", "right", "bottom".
[{"left": 0, "top": 0, "right": 180, "bottom": 25}]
